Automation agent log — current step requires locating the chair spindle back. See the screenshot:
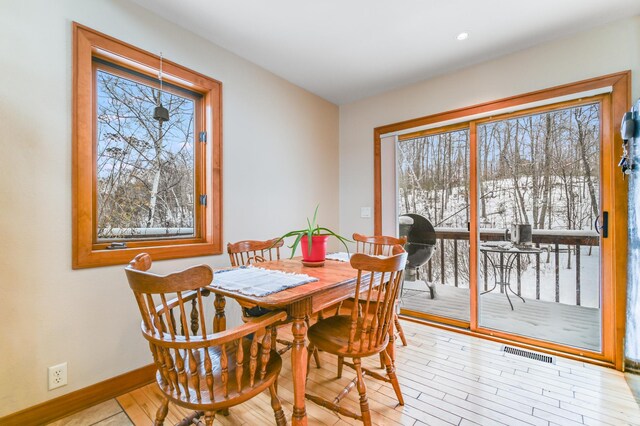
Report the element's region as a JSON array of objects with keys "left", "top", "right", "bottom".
[
  {"left": 227, "top": 238, "right": 283, "bottom": 267},
  {"left": 353, "top": 233, "right": 407, "bottom": 256},
  {"left": 347, "top": 246, "right": 407, "bottom": 353}
]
